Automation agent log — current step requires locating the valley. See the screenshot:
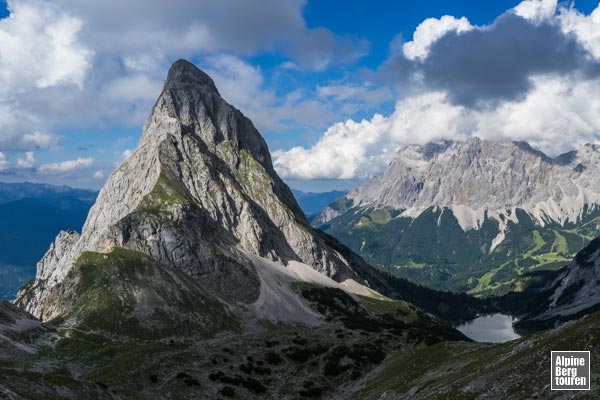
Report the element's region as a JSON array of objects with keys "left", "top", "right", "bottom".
[{"left": 0, "top": 184, "right": 96, "bottom": 299}]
